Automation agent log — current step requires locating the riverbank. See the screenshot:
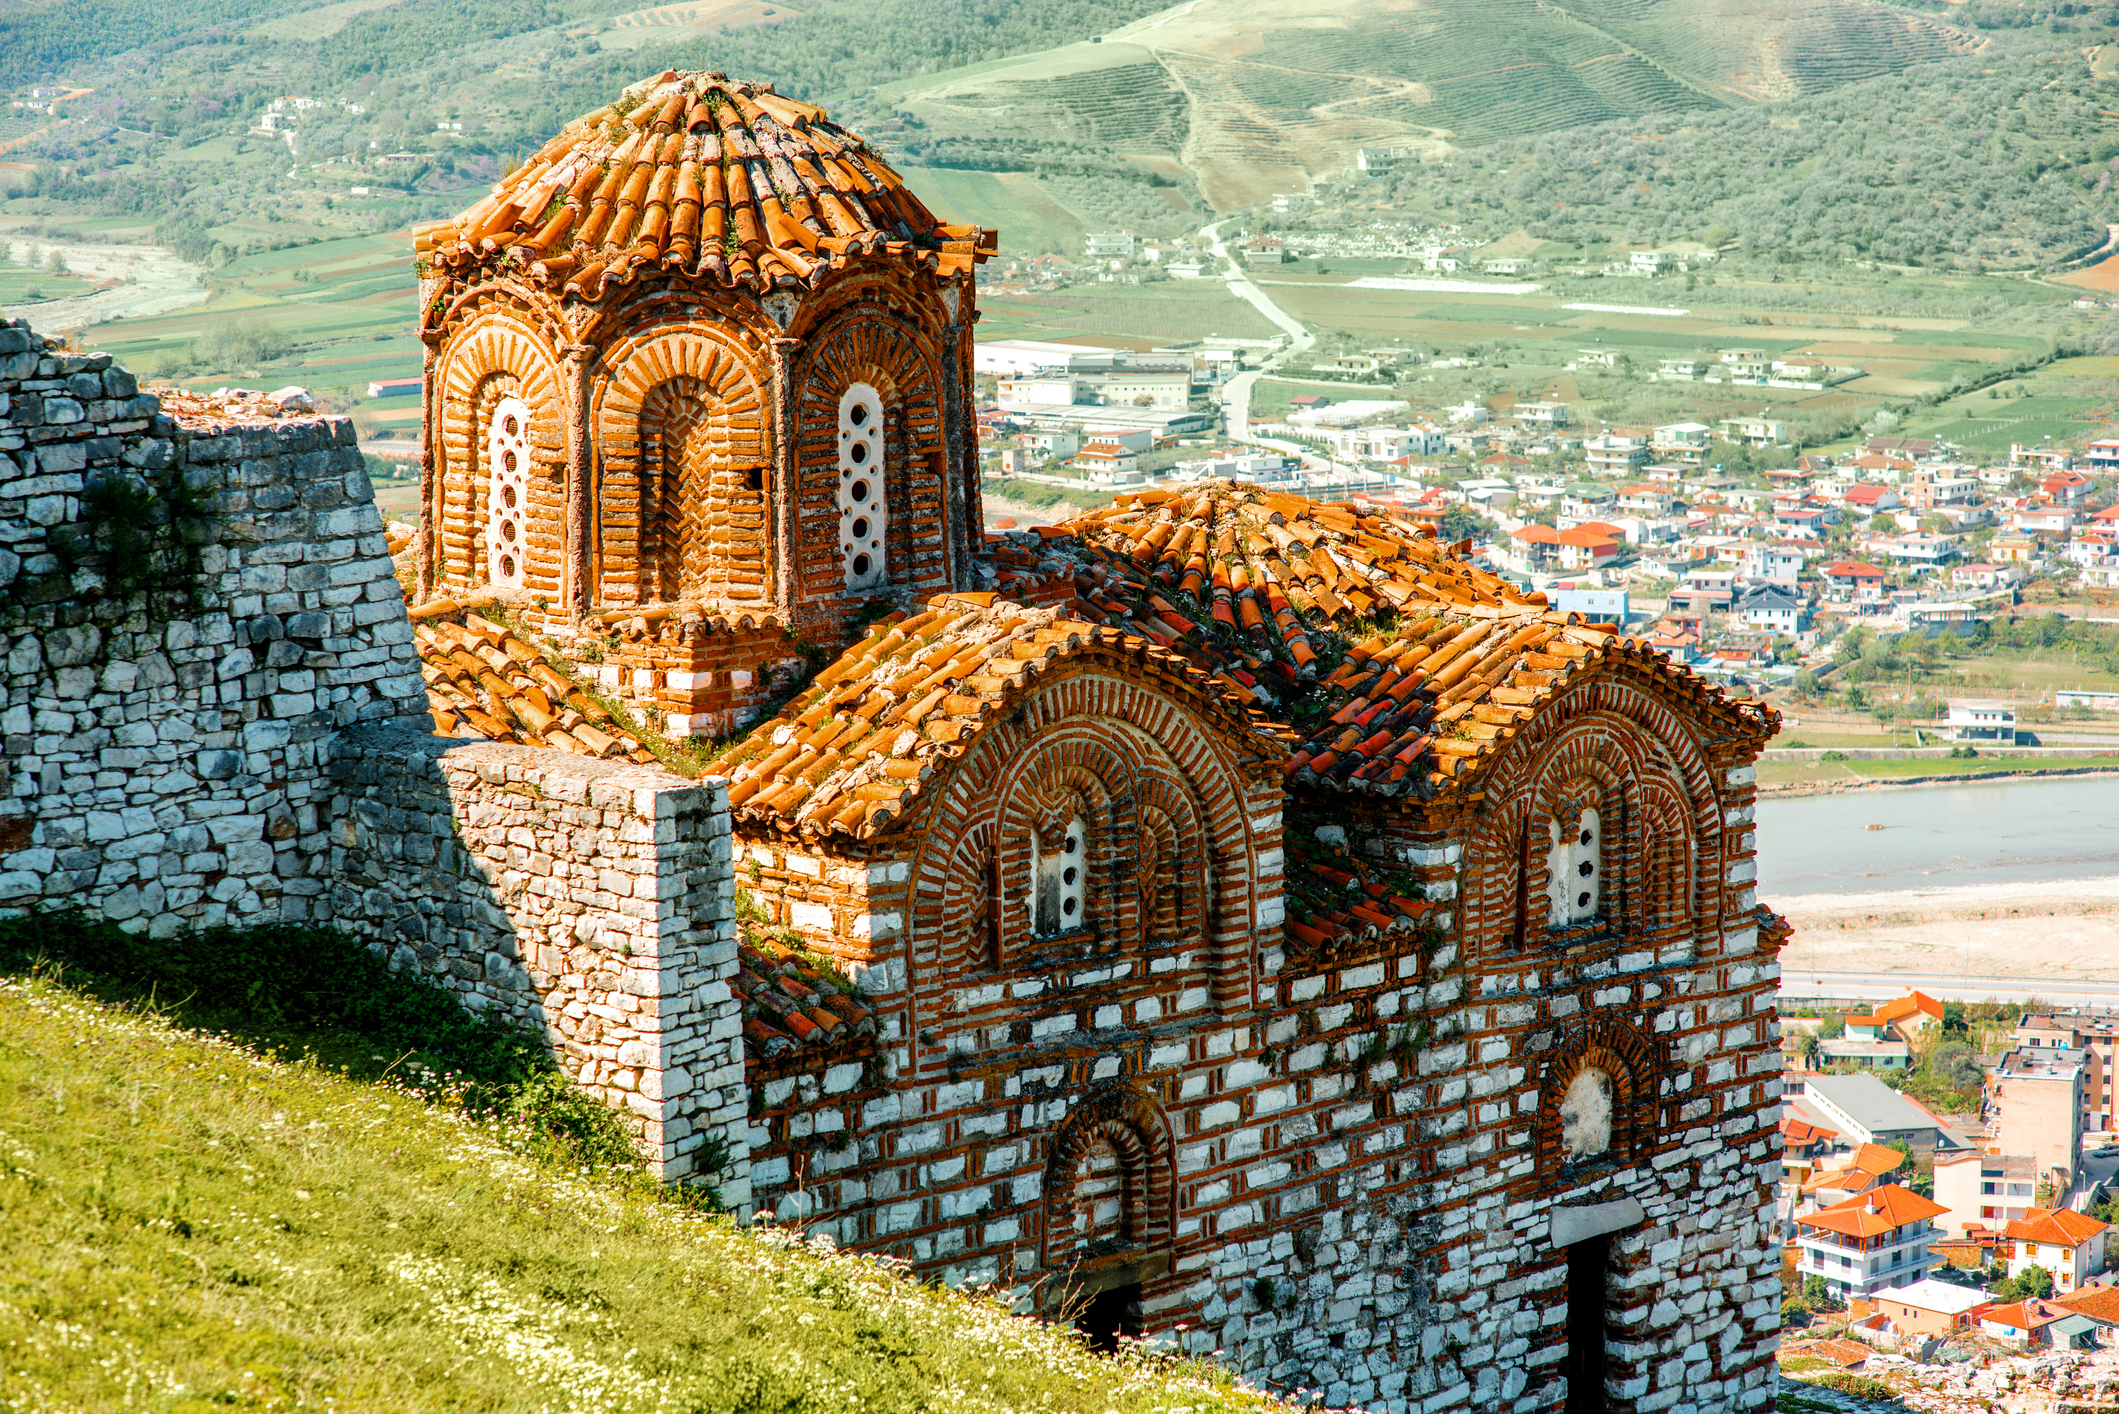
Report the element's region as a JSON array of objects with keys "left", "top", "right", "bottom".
[
  {"left": 1759, "top": 758, "right": 2119, "bottom": 797},
  {"left": 1771, "top": 878, "right": 2119, "bottom": 984}
]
